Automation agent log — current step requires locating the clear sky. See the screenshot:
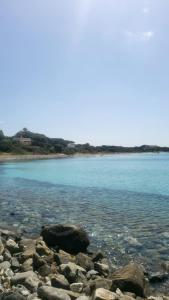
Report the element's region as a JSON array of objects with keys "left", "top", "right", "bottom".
[{"left": 1, "top": 0, "right": 169, "bottom": 146}]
